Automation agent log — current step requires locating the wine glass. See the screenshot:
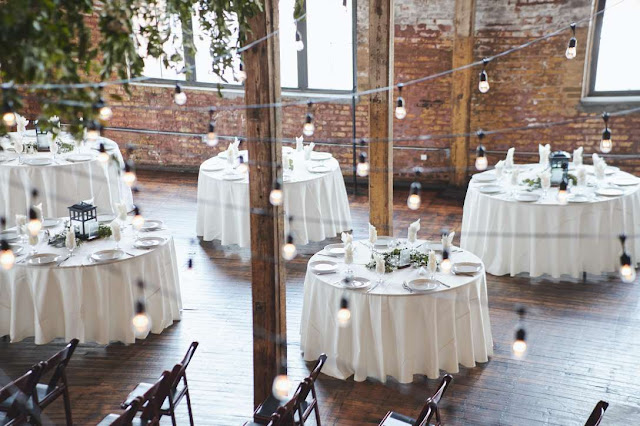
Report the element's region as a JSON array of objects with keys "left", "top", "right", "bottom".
[
  {"left": 28, "top": 233, "right": 39, "bottom": 256},
  {"left": 65, "top": 229, "right": 76, "bottom": 258},
  {"left": 344, "top": 250, "right": 354, "bottom": 277},
  {"left": 541, "top": 175, "right": 551, "bottom": 200},
  {"left": 113, "top": 227, "right": 122, "bottom": 250},
  {"left": 50, "top": 138, "right": 59, "bottom": 162}
]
